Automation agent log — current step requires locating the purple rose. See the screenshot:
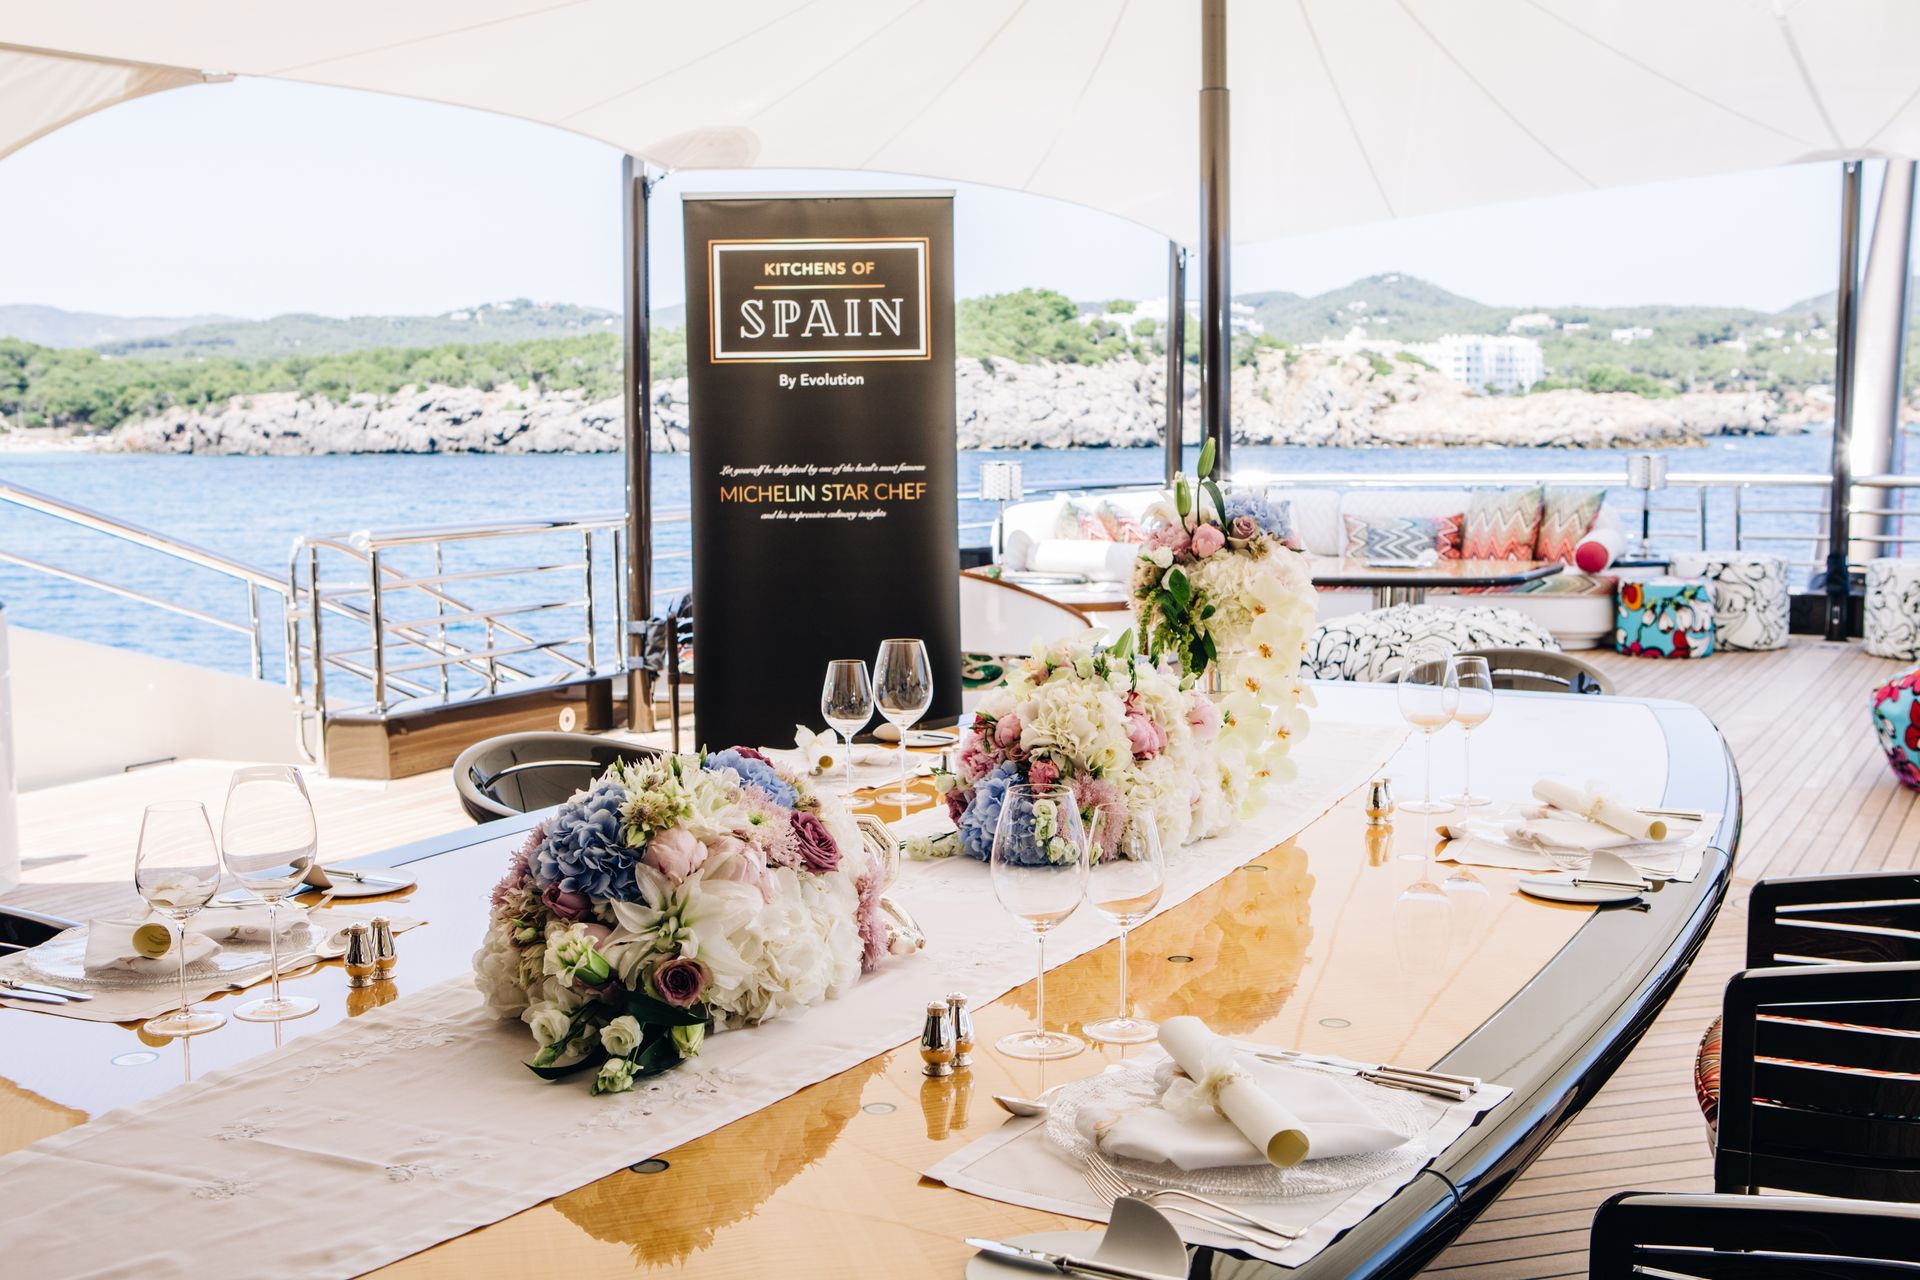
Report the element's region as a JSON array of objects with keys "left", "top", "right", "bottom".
[
  {"left": 1231, "top": 514, "right": 1259, "bottom": 541},
  {"left": 790, "top": 811, "right": 841, "bottom": 873},
  {"left": 729, "top": 745, "right": 772, "bottom": 764},
  {"left": 541, "top": 883, "right": 590, "bottom": 921},
  {"left": 654, "top": 955, "right": 710, "bottom": 1008}
]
